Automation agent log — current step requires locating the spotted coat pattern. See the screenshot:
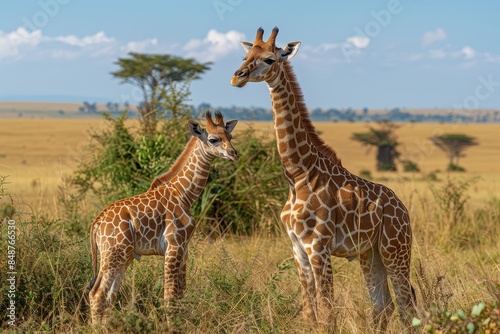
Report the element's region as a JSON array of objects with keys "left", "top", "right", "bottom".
[
  {"left": 88, "top": 112, "right": 238, "bottom": 324},
  {"left": 231, "top": 27, "right": 416, "bottom": 331}
]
